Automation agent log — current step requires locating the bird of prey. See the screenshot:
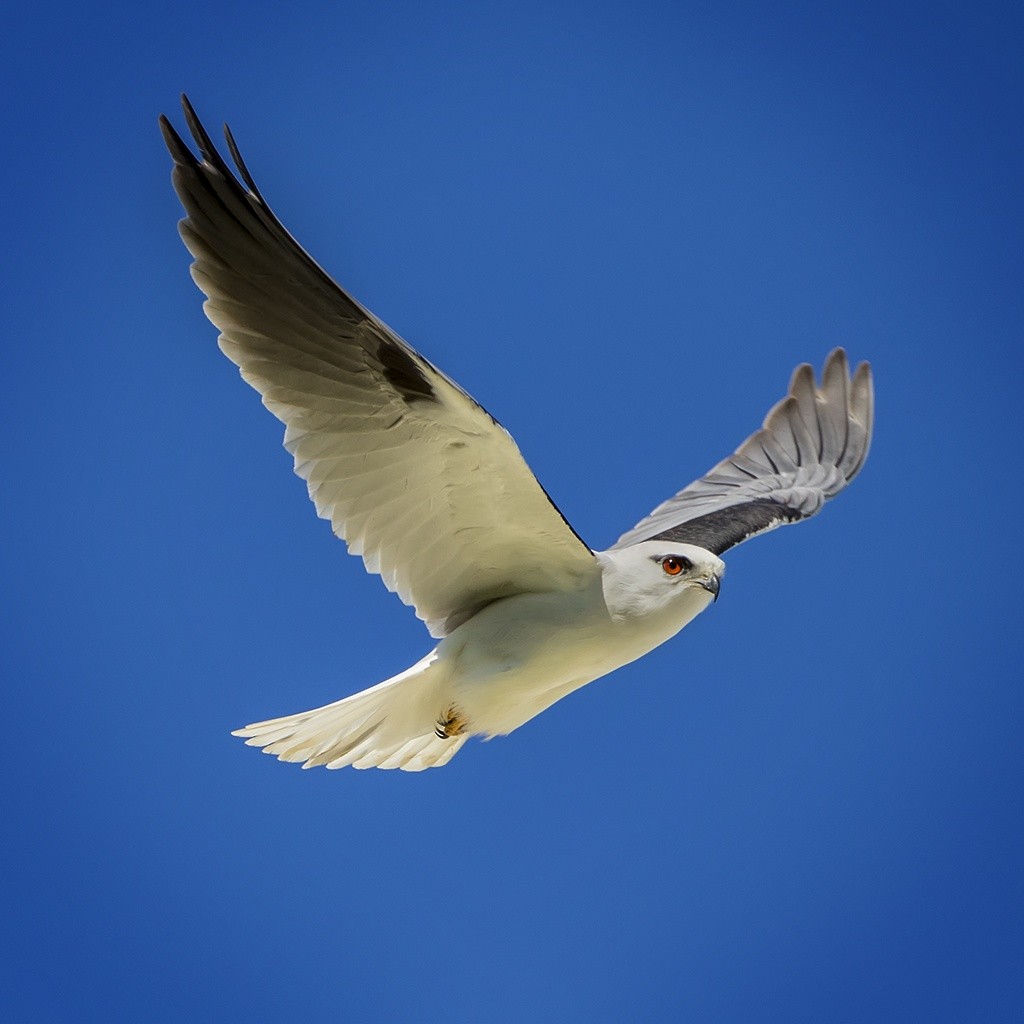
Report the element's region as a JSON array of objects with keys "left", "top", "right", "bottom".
[{"left": 161, "top": 97, "right": 874, "bottom": 772}]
